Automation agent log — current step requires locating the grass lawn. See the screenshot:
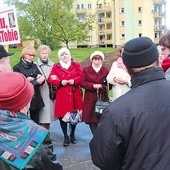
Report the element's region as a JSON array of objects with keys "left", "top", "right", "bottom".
[{"left": 9, "top": 47, "right": 117, "bottom": 66}]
